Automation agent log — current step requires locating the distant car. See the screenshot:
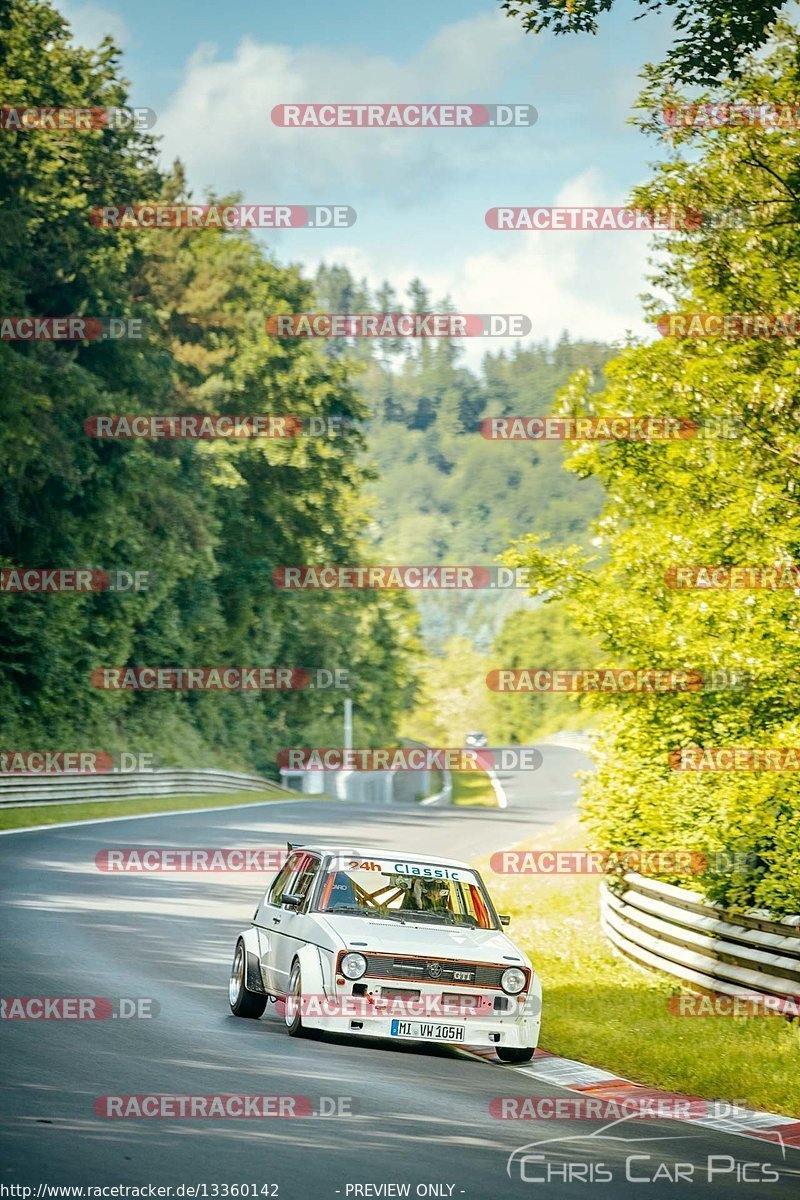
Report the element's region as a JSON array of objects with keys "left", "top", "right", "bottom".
[
  {"left": 229, "top": 844, "right": 541, "bottom": 1062},
  {"left": 465, "top": 731, "right": 489, "bottom": 748}
]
